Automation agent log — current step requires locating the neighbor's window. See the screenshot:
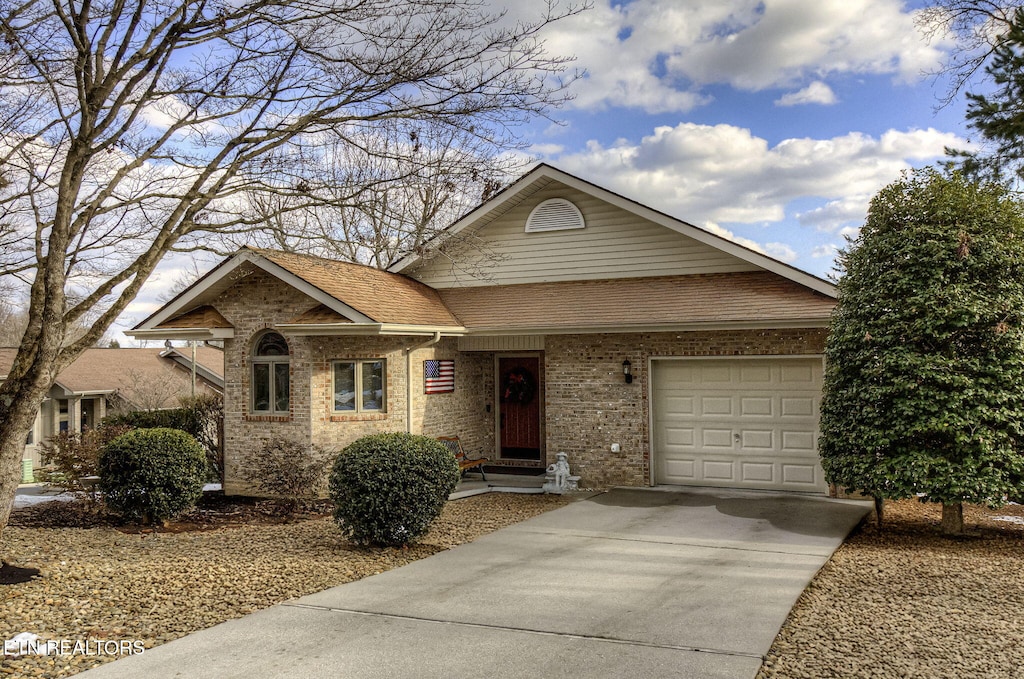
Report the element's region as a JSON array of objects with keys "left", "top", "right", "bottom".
[
  {"left": 252, "top": 331, "right": 290, "bottom": 414},
  {"left": 333, "top": 360, "right": 386, "bottom": 413}
]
